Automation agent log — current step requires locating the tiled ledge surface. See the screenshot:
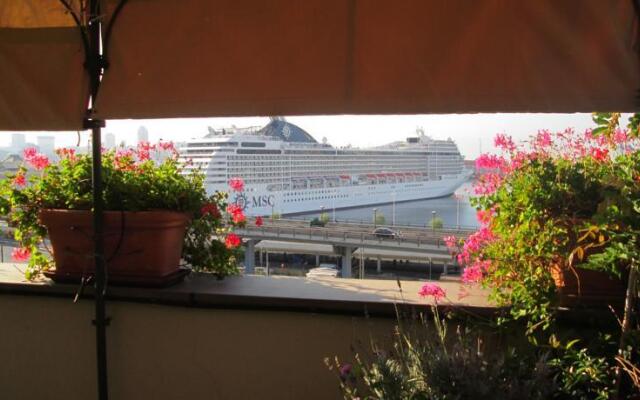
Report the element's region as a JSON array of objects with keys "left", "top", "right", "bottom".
[{"left": 0, "top": 263, "right": 494, "bottom": 316}]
